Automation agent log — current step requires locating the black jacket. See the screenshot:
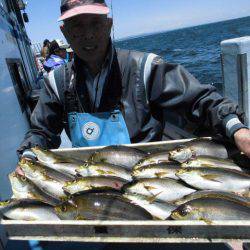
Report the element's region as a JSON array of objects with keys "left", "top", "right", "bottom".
[{"left": 18, "top": 48, "right": 245, "bottom": 155}]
